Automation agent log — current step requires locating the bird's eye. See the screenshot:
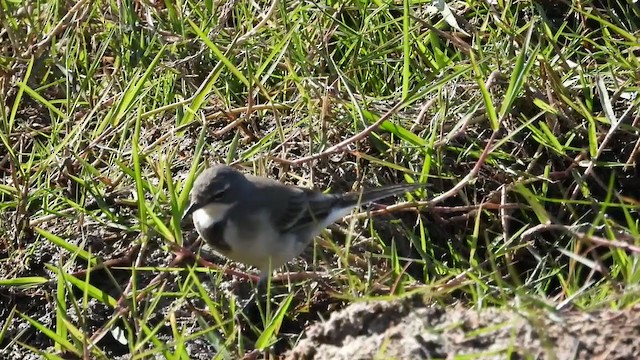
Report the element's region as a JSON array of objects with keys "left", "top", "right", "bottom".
[
  {"left": 211, "top": 189, "right": 225, "bottom": 201},
  {"left": 210, "top": 183, "right": 230, "bottom": 202}
]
